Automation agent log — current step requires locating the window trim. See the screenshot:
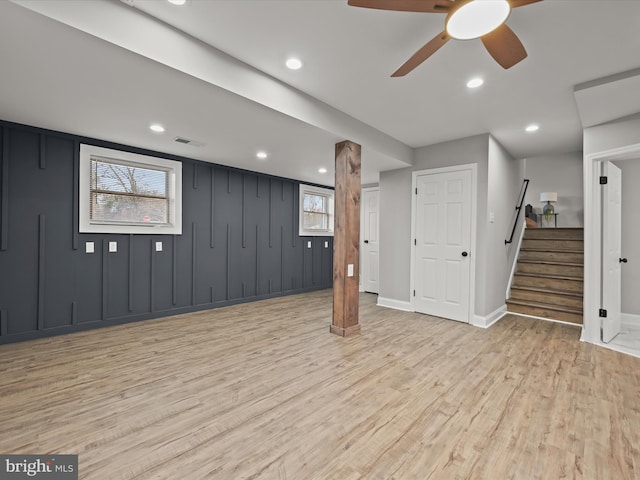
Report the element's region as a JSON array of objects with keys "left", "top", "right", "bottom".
[
  {"left": 299, "top": 184, "right": 334, "bottom": 237},
  {"left": 79, "top": 144, "right": 182, "bottom": 235}
]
